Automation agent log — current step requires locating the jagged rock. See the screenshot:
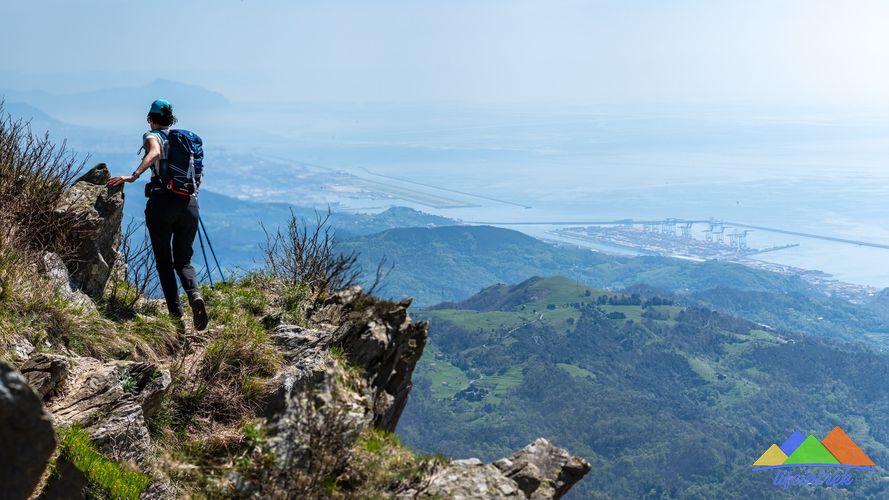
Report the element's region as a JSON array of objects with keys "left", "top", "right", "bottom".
[
  {"left": 398, "top": 458, "right": 522, "bottom": 499},
  {"left": 310, "top": 287, "right": 428, "bottom": 431},
  {"left": 263, "top": 325, "right": 337, "bottom": 423},
  {"left": 20, "top": 352, "right": 72, "bottom": 399},
  {"left": 264, "top": 361, "right": 369, "bottom": 470},
  {"left": 260, "top": 290, "right": 590, "bottom": 498},
  {"left": 267, "top": 287, "right": 428, "bottom": 436},
  {"left": 271, "top": 326, "right": 333, "bottom": 373},
  {"left": 493, "top": 438, "right": 592, "bottom": 499},
  {"left": 0, "top": 360, "right": 57, "bottom": 499},
  {"left": 256, "top": 322, "right": 387, "bottom": 493},
  {"left": 56, "top": 163, "right": 124, "bottom": 298},
  {"left": 40, "top": 251, "right": 96, "bottom": 310},
  {"left": 6, "top": 334, "right": 35, "bottom": 361},
  {"left": 39, "top": 355, "right": 170, "bottom": 465},
  {"left": 397, "top": 440, "right": 590, "bottom": 499}
]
